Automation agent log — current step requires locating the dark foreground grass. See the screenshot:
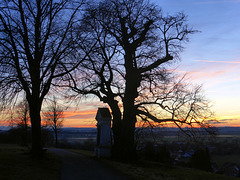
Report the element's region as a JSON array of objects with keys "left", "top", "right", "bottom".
[
  {"left": 71, "top": 149, "right": 237, "bottom": 180},
  {"left": 0, "top": 144, "right": 61, "bottom": 180},
  {"left": 213, "top": 154, "right": 240, "bottom": 167},
  {"left": 99, "top": 159, "right": 238, "bottom": 180}
]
